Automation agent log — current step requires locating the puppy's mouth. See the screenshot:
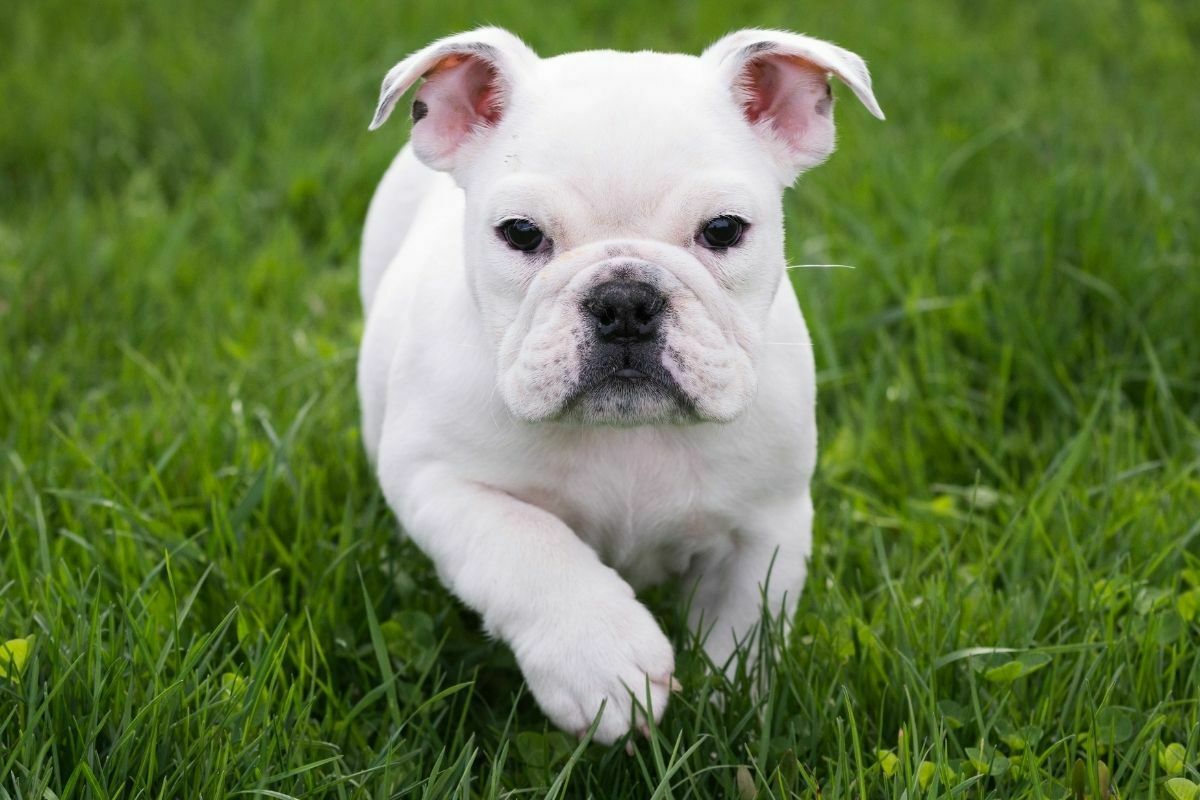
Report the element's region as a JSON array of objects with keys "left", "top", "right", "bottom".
[{"left": 560, "top": 344, "right": 696, "bottom": 425}]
